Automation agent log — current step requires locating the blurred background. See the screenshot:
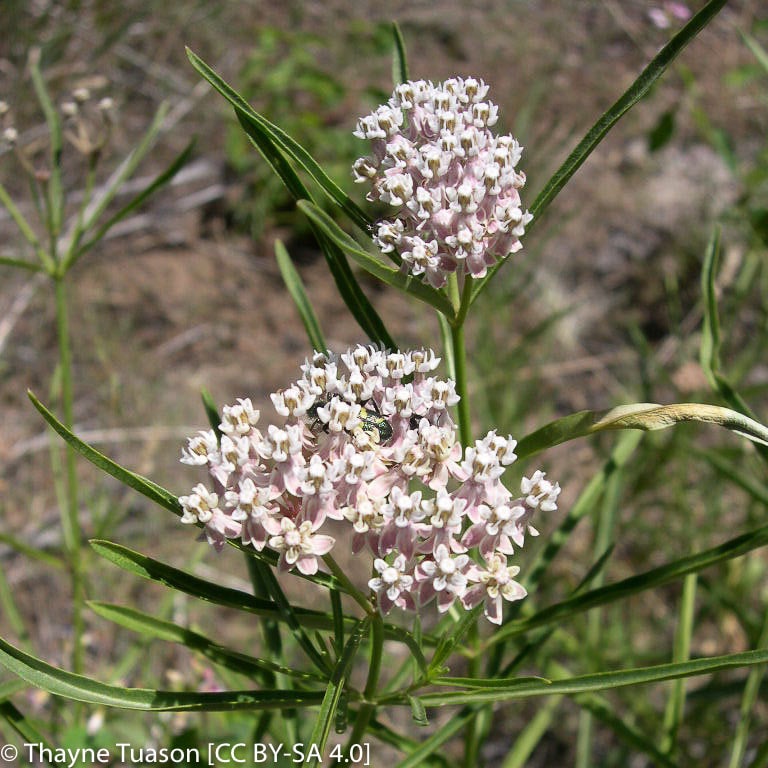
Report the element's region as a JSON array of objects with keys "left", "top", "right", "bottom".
[{"left": 1, "top": 1, "right": 767, "bottom": 764}]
